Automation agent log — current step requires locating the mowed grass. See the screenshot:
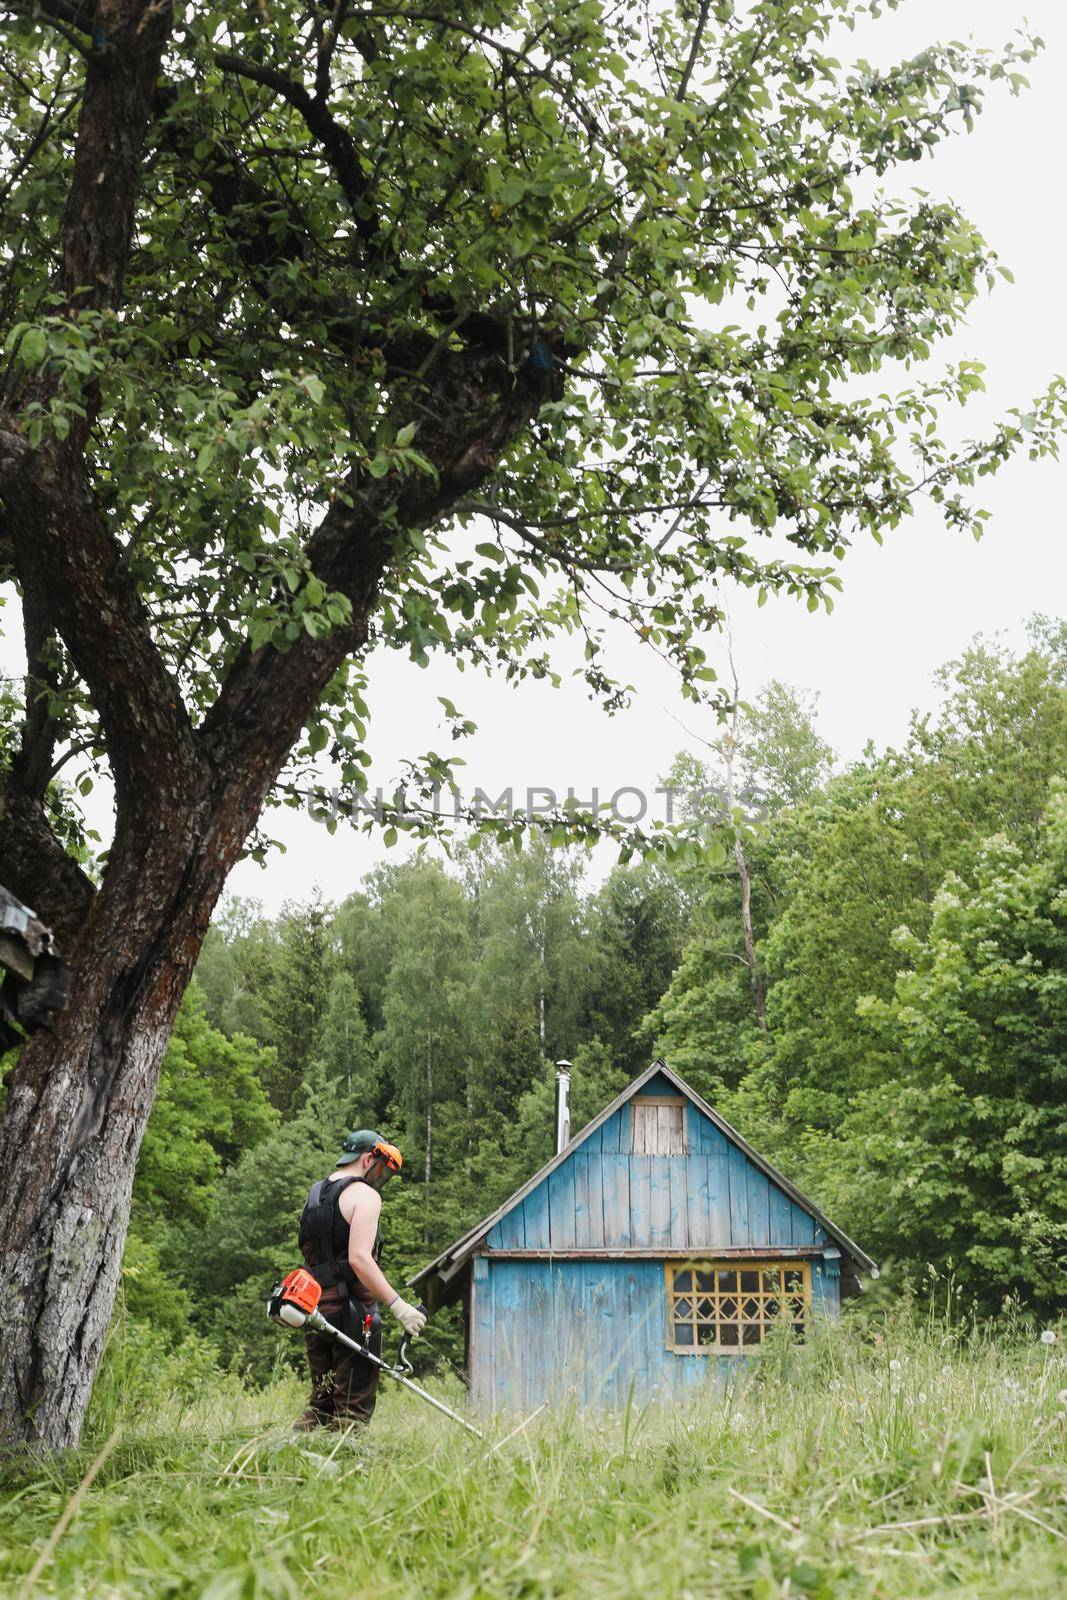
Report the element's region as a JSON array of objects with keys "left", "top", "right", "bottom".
[{"left": 1, "top": 1309, "right": 1064, "bottom": 1599}]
